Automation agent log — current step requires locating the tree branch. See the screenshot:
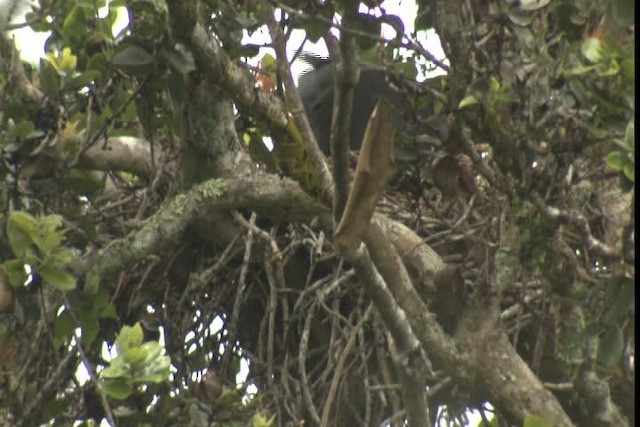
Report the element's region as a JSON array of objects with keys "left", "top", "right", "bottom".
[{"left": 0, "top": 31, "right": 44, "bottom": 104}]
